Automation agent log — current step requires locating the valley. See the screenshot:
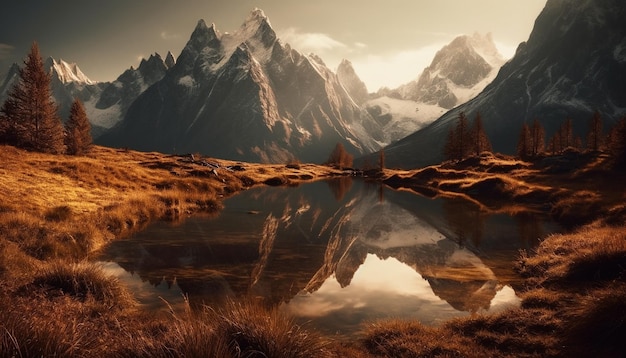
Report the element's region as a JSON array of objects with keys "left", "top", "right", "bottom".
[{"left": 1, "top": 0, "right": 625, "bottom": 356}]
